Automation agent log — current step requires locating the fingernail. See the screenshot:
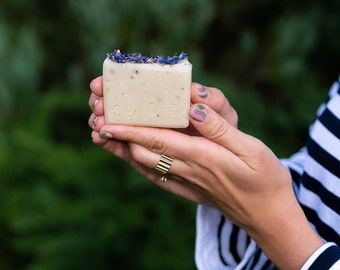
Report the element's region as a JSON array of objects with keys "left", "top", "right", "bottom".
[
  {"left": 92, "top": 116, "right": 98, "bottom": 128},
  {"left": 190, "top": 104, "right": 208, "bottom": 122},
  {"left": 92, "top": 99, "right": 99, "bottom": 112},
  {"left": 196, "top": 83, "right": 208, "bottom": 98},
  {"left": 100, "top": 132, "right": 113, "bottom": 139}
]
